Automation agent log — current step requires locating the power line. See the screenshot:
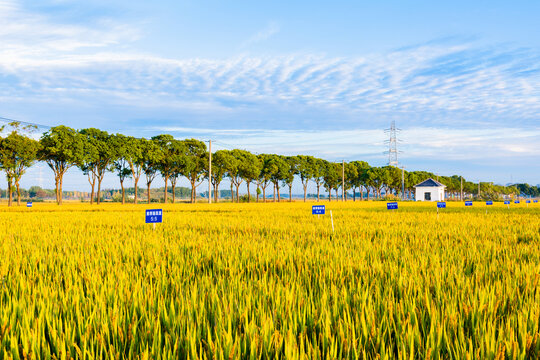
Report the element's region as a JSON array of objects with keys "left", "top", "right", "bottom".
[{"left": 0, "top": 116, "right": 51, "bottom": 131}]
